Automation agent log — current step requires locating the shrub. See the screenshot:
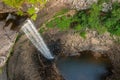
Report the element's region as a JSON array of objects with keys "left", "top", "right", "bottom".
[
  {"left": 46, "top": 0, "right": 120, "bottom": 37},
  {"left": 2, "top": 0, "right": 47, "bottom": 20}
]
